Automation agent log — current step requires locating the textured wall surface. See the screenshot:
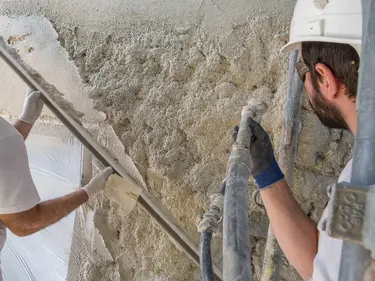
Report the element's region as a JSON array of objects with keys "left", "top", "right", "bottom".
[{"left": 0, "top": 0, "right": 354, "bottom": 280}]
